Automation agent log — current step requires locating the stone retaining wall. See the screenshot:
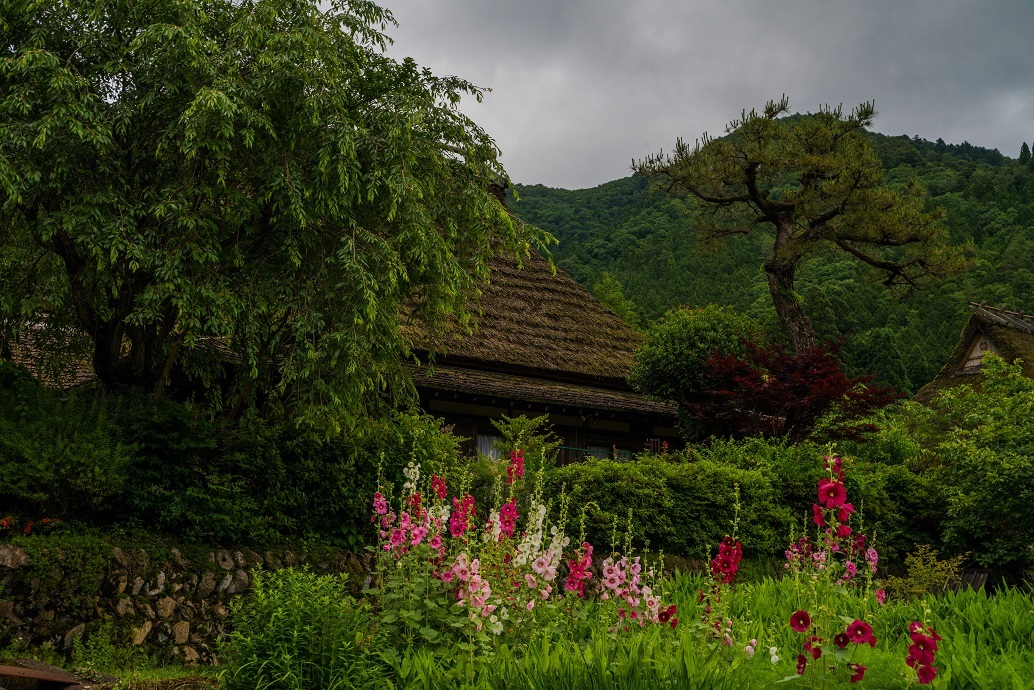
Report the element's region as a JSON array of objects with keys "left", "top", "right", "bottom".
[{"left": 0, "top": 540, "right": 367, "bottom": 665}]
